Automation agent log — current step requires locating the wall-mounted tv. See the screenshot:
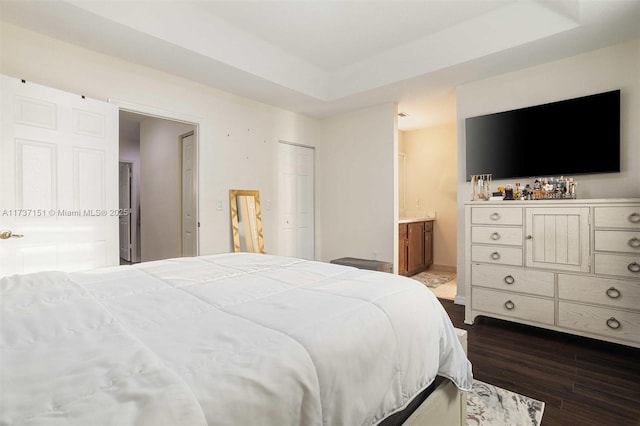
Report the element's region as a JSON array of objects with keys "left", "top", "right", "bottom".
[{"left": 465, "top": 89, "right": 620, "bottom": 181}]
